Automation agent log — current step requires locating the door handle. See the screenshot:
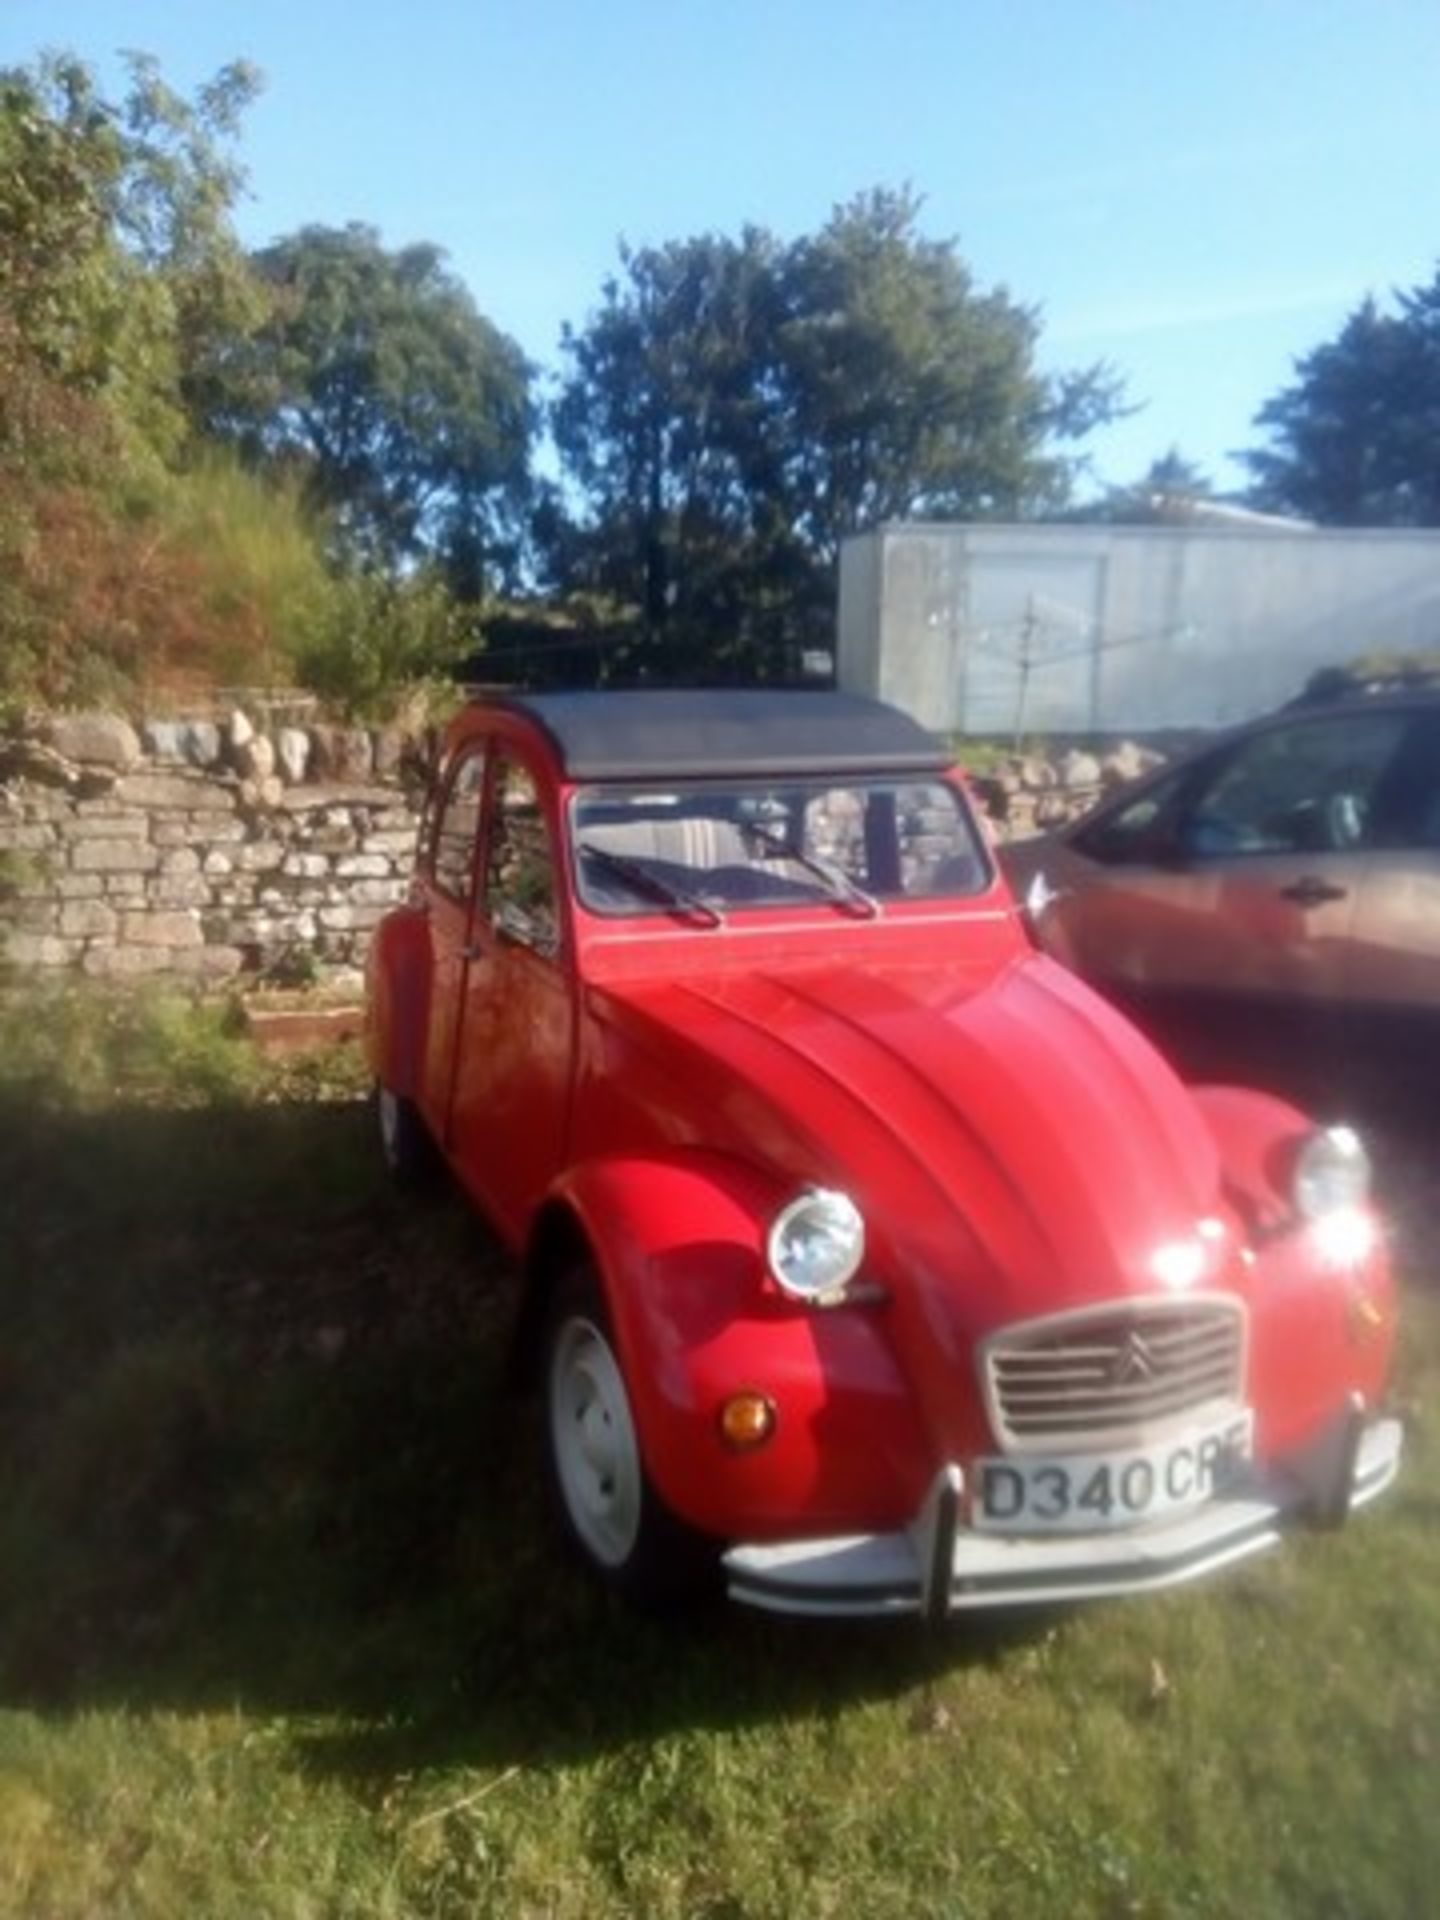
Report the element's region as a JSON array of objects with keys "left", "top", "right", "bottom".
[
  {"left": 1279, "top": 877, "right": 1348, "bottom": 908},
  {"left": 460, "top": 940, "right": 484, "bottom": 960}
]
